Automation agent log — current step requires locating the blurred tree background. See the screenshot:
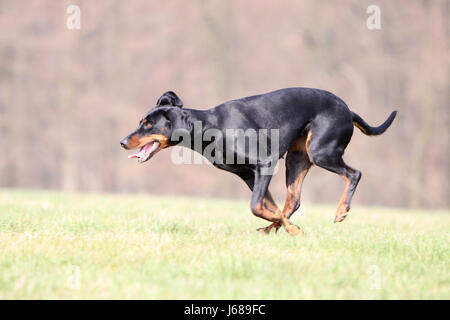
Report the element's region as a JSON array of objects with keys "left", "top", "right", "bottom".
[{"left": 0, "top": 0, "right": 448, "bottom": 209}]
